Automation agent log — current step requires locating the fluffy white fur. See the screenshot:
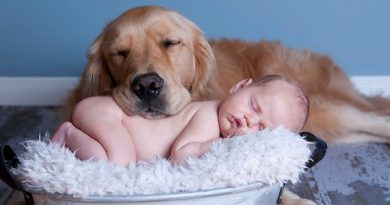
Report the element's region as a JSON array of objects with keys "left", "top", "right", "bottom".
[{"left": 13, "top": 127, "right": 310, "bottom": 197}]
